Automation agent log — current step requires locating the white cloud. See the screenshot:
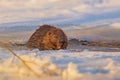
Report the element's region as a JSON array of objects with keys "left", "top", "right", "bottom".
[{"left": 0, "top": 0, "right": 120, "bottom": 24}]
